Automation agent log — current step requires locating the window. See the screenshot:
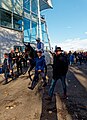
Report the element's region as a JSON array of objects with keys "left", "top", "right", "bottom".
[
  {"left": 0, "top": 0, "right": 12, "bottom": 11},
  {"left": 0, "top": 9, "right": 11, "bottom": 28},
  {"left": 14, "top": 0, "right": 23, "bottom": 16},
  {"left": 41, "top": 22, "right": 48, "bottom": 43},
  {"left": 23, "top": 17, "right": 37, "bottom": 43},
  {"left": 23, "top": 0, "right": 30, "bottom": 14},
  {"left": 13, "top": 14, "right": 23, "bottom": 31},
  {"left": 0, "top": 8, "right": 23, "bottom": 31},
  {"left": 31, "top": 21, "right": 37, "bottom": 40},
  {"left": 31, "top": 0, "right": 38, "bottom": 15},
  {"left": 24, "top": 17, "right": 30, "bottom": 42}
]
